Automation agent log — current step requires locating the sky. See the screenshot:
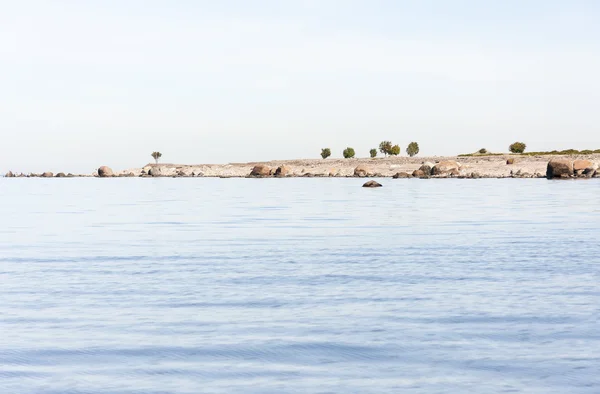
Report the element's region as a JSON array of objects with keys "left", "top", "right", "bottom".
[{"left": 1, "top": 0, "right": 599, "bottom": 173}]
